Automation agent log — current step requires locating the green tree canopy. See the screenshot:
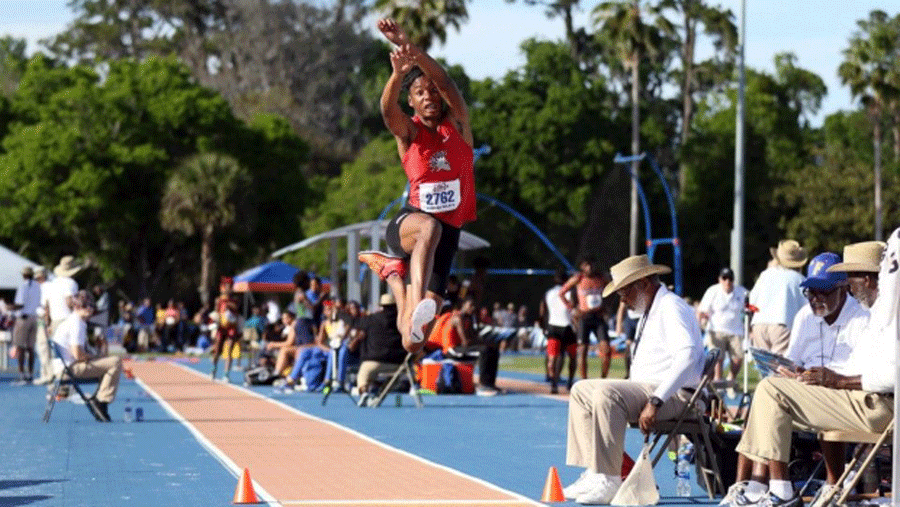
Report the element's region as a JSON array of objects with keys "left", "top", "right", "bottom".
[{"left": 0, "top": 55, "right": 309, "bottom": 301}]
